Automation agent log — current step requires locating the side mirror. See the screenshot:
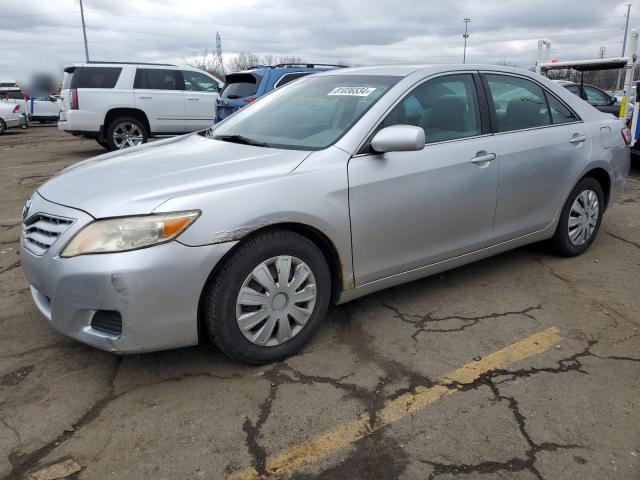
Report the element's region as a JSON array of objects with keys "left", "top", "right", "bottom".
[
  {"left": 609, "top": 95, "right": 617, "bottom": 105},
  {"left": 370, "top": 125, "right": 425, "bottom": 153}
]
